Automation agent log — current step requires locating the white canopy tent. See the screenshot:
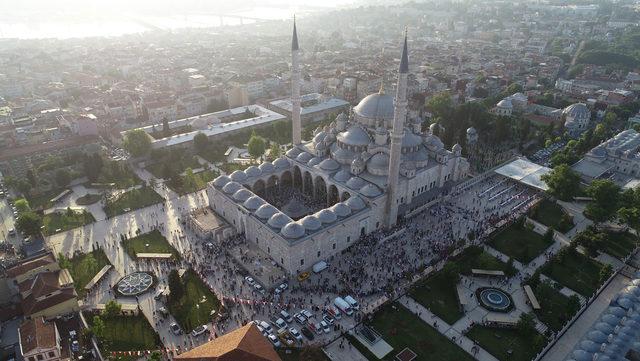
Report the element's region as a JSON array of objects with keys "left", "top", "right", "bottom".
[{"left": 494, "top": 158, "right": 551, "bottom": 191}]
